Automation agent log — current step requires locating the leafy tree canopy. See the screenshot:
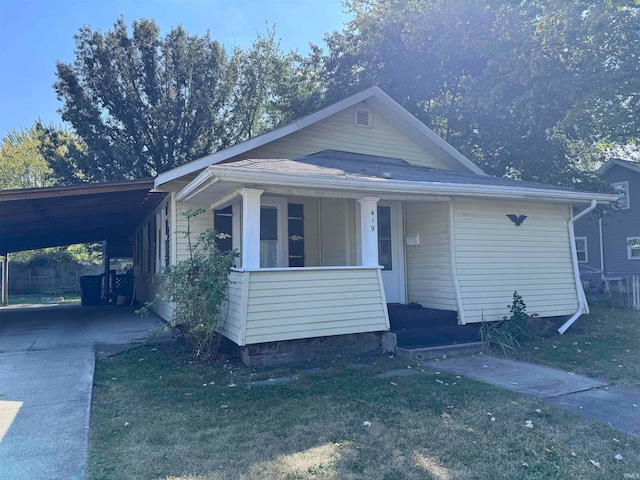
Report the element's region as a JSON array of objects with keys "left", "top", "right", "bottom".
[
  {"left": 0, "top": 123, "right": 53, "bottom": 190},
  {"left": 10, "top": 244, "right": 102, "bottom": 267},
  {"left": 318, "top": 0, "right": 639, "bottom": 188},
  {"left": 54, "top": 18, "right": 309, "bottom": 182}
]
